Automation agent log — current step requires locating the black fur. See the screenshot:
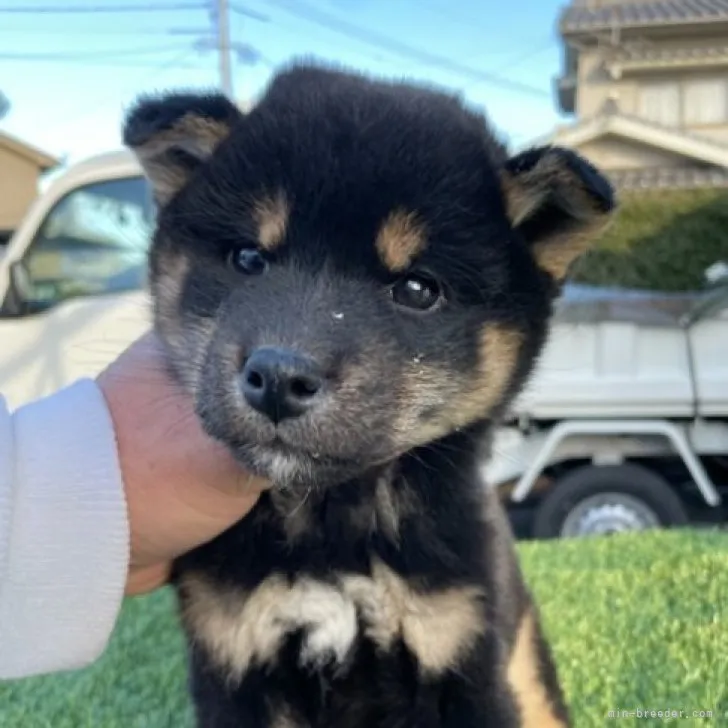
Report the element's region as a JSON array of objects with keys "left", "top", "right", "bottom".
[
  {"left": 124, "top": 60, "right": 615, "bottom": 728},
  {"left": 177, "top": 442, "right": 523, "bottom": 727}
]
